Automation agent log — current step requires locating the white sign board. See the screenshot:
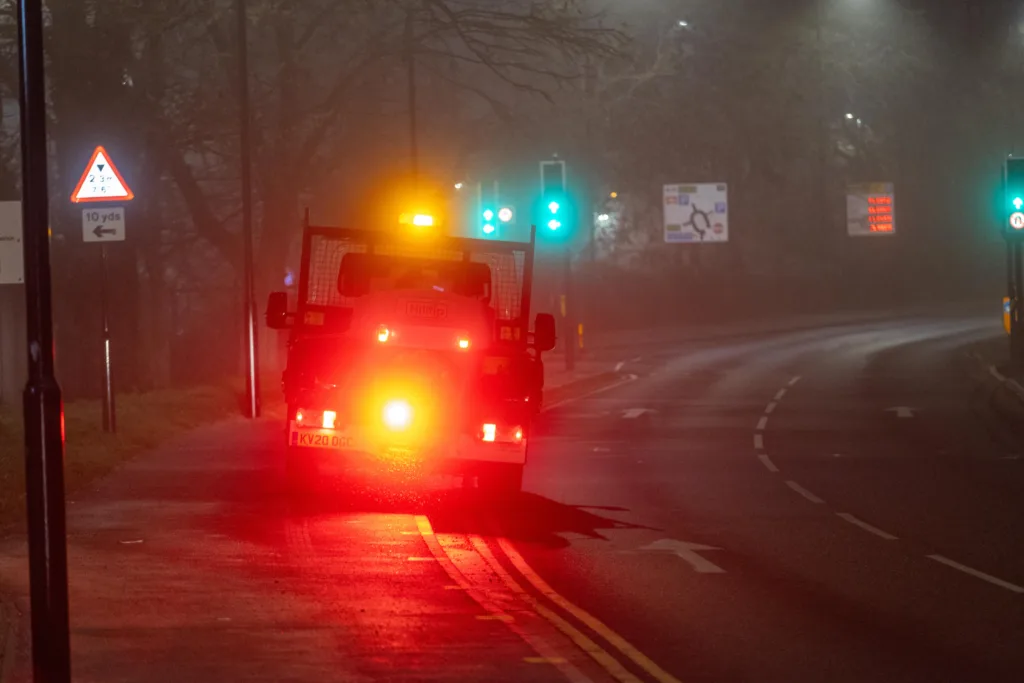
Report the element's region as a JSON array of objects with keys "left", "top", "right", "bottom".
[
  {"left": 82, "top": 207, "right": 126, "bottom": 243},
  {"left": 0, "top": 201, "right": 23, "bottom": 284},
  {"left": 664, "top": 183, "right": 729, "bottom": 243},
  {"left": 847, "top": 182, "right": 895, "bottom": 236}
]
